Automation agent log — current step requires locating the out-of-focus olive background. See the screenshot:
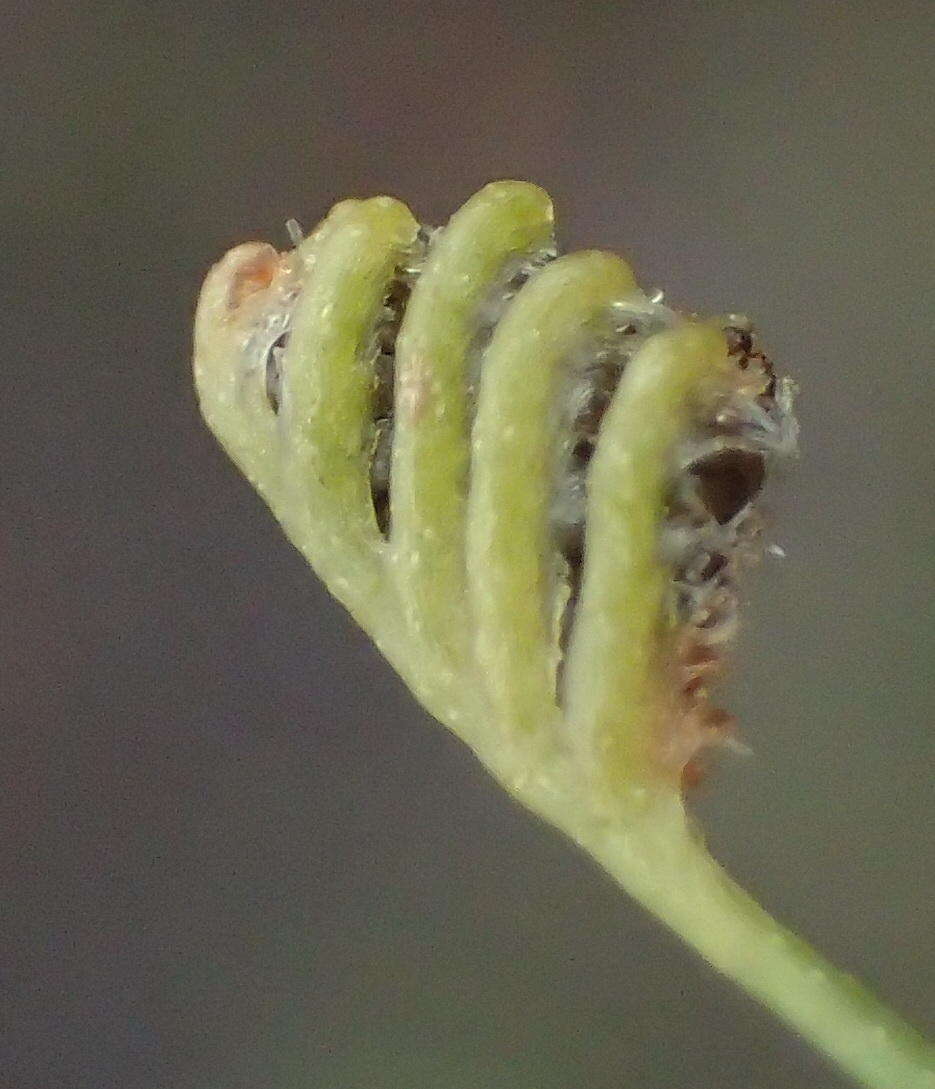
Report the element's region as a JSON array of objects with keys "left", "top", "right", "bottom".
[{"left": 4, "top": 2, "right": 933, "bottom": 1087}]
